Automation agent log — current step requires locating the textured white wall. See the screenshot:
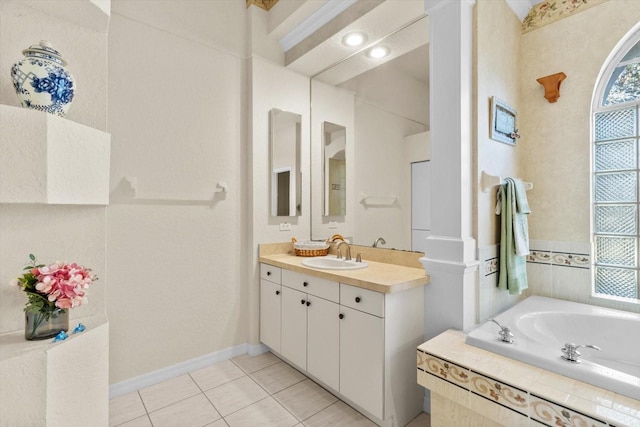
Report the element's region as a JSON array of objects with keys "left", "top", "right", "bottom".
[
  {"left": 474, "top": 0, "right": 525, "bottom": 322},
  {"left": 520, "top": 0, "right": 640, "bottom": 242},
  {"left": 475, "top": 0, "right": 522, "bottom": 247},
  {"left": 0, "top": 1, "right": 109, "bottom": 424},
  {"left": 0, "top": 1, "right": 109, "bottom": 335},
  {"left": 107, "top": 3, "right": 248, "bottom": 383},
  {"left": 248, "top": 56, "right": 310, "bottom": 344}
]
